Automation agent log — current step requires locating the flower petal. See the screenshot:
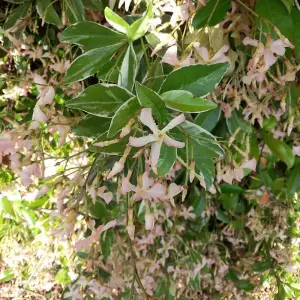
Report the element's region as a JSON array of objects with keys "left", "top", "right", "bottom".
[
  {"left": 163, "top": 135, "right": 185, "bottom": 148},
  {"left": 161, "top": 114, "right": 185, "bottom": 133},
  {"left": 129, "top": 134, "right": 157, "bottom": 147},
  {"left": 140, "top": 108, "right": 159, "bottom": 134},
  {"left": 150, "top": 141, "right": 162, "bottom": 174},
  {"left": 142, "top": 172, "right": 154, "bottom": 190},
  {"left": 270, "top": 39, "right": 286, "bottom": 56},
  {"left": 148, "top": 183, "right": 166, "bottom": 198},
  {"left": 162, "top": 45, "right": 180, "bottom": 66},
  {"left": 243, "top": 37, "right": 259, "bottom": 47}
]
